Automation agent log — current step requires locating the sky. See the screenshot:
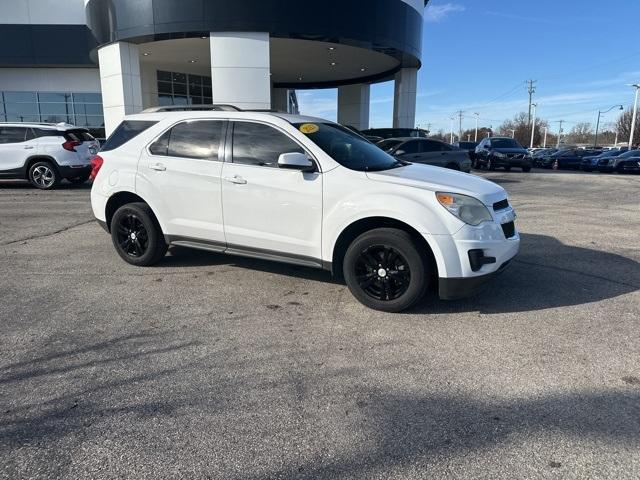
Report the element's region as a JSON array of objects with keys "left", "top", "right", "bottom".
[{"left": 296, "top": 0, "right": 640, "bottom": 136}]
